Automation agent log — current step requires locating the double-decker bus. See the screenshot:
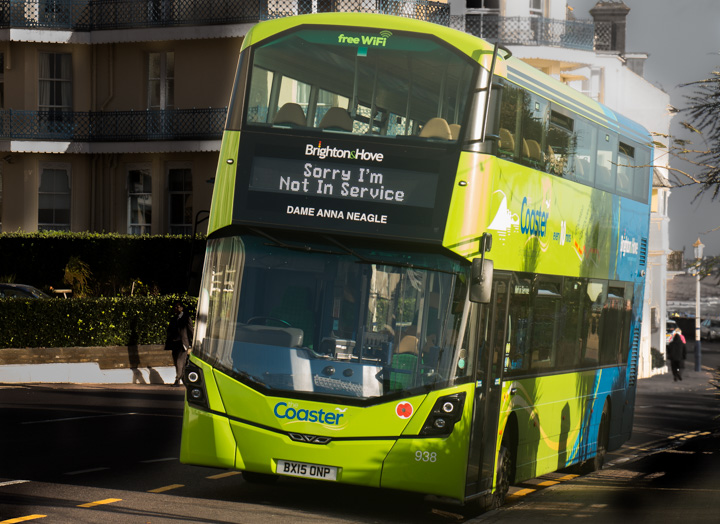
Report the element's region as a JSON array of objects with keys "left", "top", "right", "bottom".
[{"left": 180, "top": 12, "right": 652, "bottom": 512}]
